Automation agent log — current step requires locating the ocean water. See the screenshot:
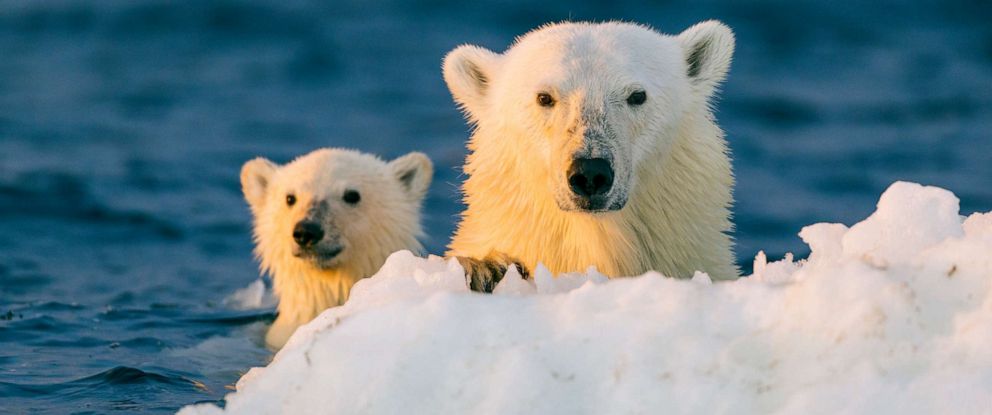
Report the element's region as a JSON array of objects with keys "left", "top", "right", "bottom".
[{"left": 0, "top": 1, "right": 989, "bottom": 413}]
